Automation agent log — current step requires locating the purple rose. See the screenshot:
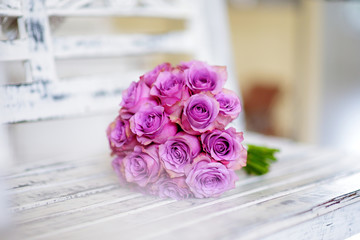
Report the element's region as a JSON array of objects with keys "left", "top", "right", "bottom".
[
  {"left": 140, "top": 62, "right": 172, "bottom": 87},
  {"left": 201, "top": 128, "right": 247, "bottom": 170},
  {"left": 130, "top": 103, "right": 177, "bottom": 145},
  {"left": 177, "top": 60, "right": 198, "bottom": 70},
  {"left": 159, "top": 132, "right": 201, "bottom": 177},
  {"left": 150, "top": 68, "right": 189, "bottom": 107},
  {"left": 107, "top": 116, "right": 137, "bottom": 154},
  {"left": 120, "top": 80, "right": 157, "bottom": 116},
  {"left": 186, "top": 153, "right": 238, "bottom": 198},
  {"left": 123, "top": 145, "right": 162, "bottom": 187},
  {"left": 181, "top": 93, "right": 219, "bottom": 134},
  {"left": 184, "top": 60, "right": 226, "bottom": 94},
  {"left": 215, "top": 89, "right": 242, "bottom": 127},
  {"left": 151, "top": 176, "right": 193, "bottom": 200}
]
